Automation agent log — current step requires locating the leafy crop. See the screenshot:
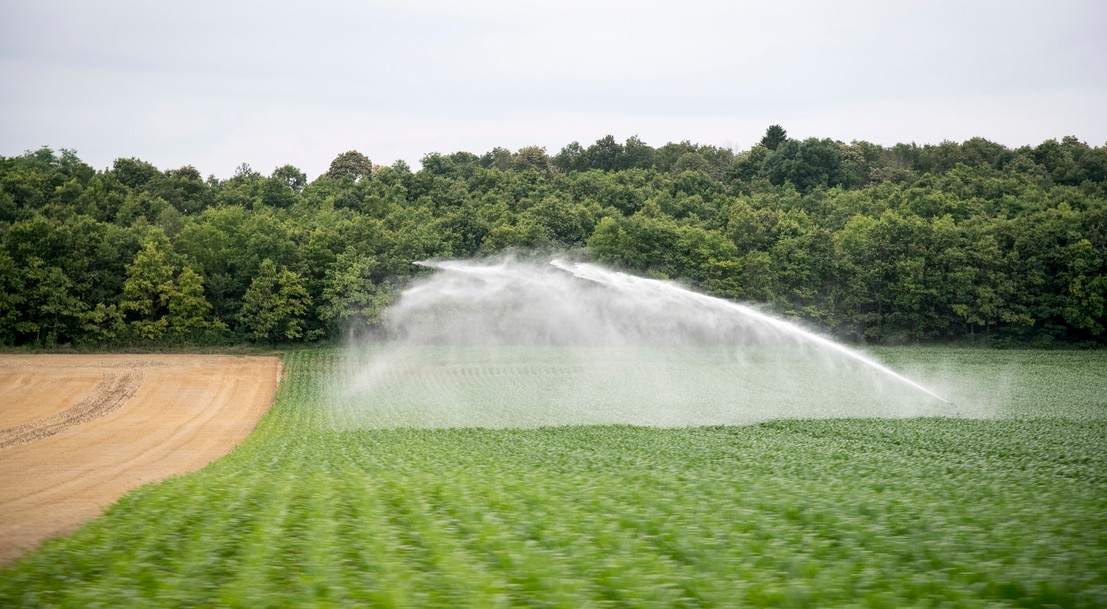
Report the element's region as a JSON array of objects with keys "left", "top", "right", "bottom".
[{"left": 2, "top": 348, "right": 1105, "bottom": 608}]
